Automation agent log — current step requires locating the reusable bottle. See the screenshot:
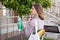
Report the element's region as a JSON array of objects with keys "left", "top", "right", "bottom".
[{"left": 17, "top": 16, "right": 23, "bottom": 31}]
